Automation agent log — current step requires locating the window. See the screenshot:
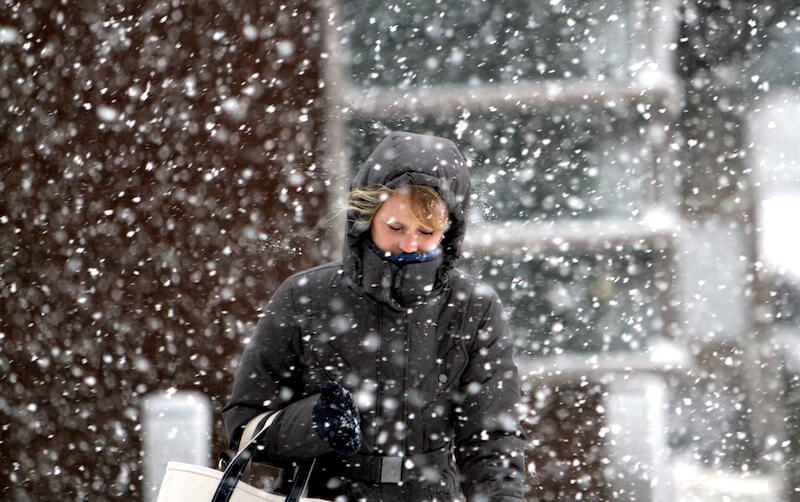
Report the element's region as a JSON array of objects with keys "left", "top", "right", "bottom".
[{"left": 322, "top": 0, "right": 682, "bottom": 375}]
